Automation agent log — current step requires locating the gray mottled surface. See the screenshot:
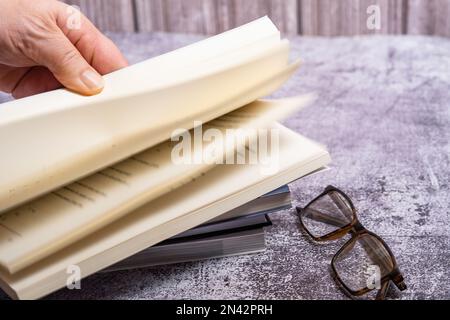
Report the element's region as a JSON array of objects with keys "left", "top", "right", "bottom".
[{"left": 0, "top": 33, "right": 449, "bottom": 300}]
